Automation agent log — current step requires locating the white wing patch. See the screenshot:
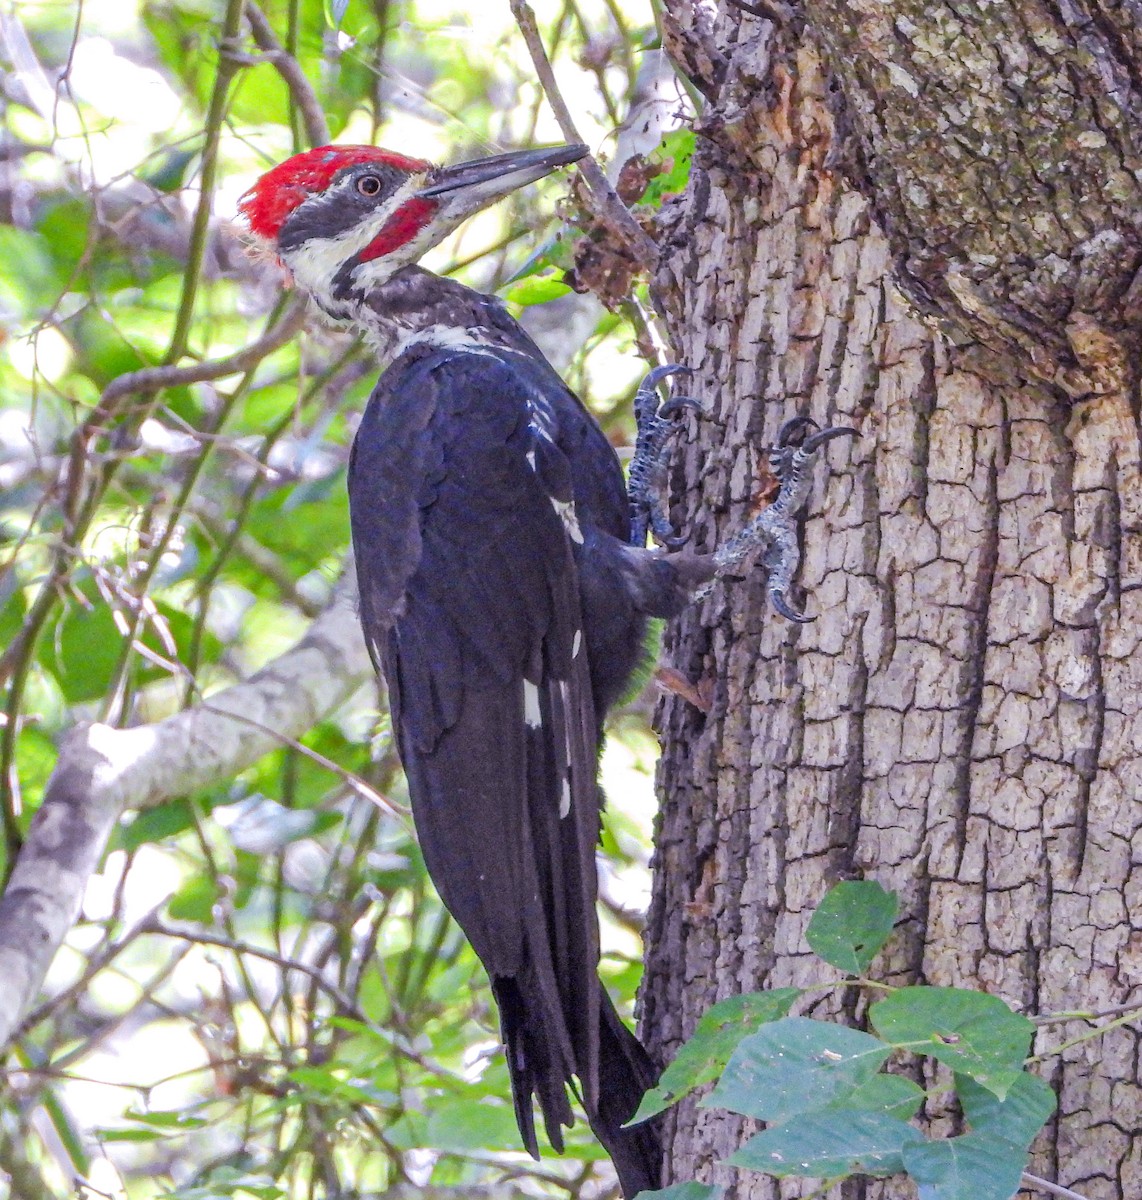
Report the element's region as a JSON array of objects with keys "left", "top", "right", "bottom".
[
  {"left": 523, "top": 417, "right": 584, "bottom": 545},
  {"left": 560, "top": 776, "right": 572, "bottom": 819},
  {"left": 395, "top": 324, "right": 498, "bottom": 356},
  {"left": 523, "top": 679, "right": 542, "bottom": 728},
  {"left": 551, "top": 497, "right": 583, "bottom": 543}
]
